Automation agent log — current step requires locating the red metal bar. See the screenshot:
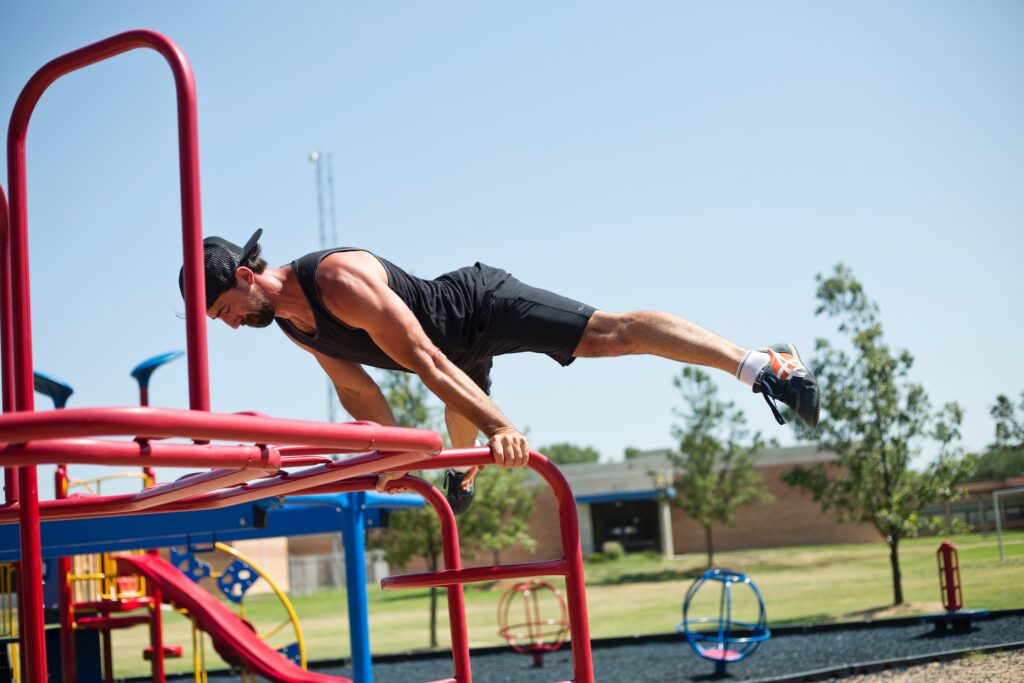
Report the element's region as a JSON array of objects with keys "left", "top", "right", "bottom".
[
  {"left": 389, "top": 449, "right": 594, "bottom": 683},
  {"left": 2, "top": 438, "right": 280, "bottom": 470},
  {"left": 381, "top": 560, "right": 570, "bottom": 591},
  {"left": 6, "top": 30, "right": 209, "bottom": 414},
  {"left": 6, "top": 32, "right": 207, "bottom": 679},
  {"left": 0, "top": 407, "right": 443, "bottom": 453},
  {"left": 0, "top": 448, "right": 433, "bottom": 524},
  {"left": 302, "top": 474, "right": 472, "bottom": 682},
  {"left": 0, "top": 184, "right": 16, "bottom": 504},
  {"left": 54, "top": 464, "right": 77, "bottom": 683},
  {"left": 0, "top": 463, "right": 277, "bottom": 524},
  {"left": 148, "top": 585, "right": 167, "bottom": 682}
]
